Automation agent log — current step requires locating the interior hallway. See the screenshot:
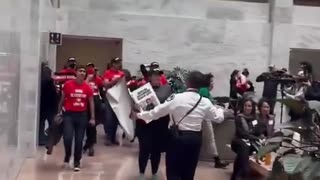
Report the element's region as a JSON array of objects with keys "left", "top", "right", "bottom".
[{"left": 16, "top": 126, "right": 232, "bottom": 180}]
